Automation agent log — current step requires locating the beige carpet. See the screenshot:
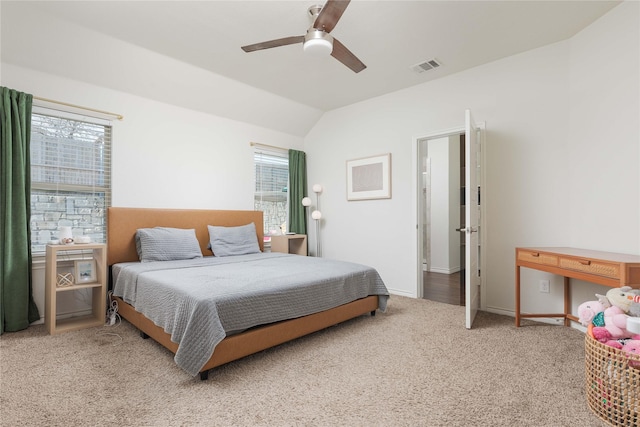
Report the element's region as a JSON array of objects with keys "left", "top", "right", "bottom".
[{"left": 0, "top": 296, "right": 606, "bottom": 426}]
